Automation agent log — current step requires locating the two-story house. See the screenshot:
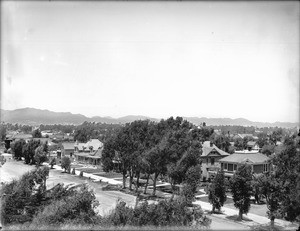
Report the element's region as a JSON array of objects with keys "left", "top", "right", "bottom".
[{"left": 200, "top": 141, "right": 230, "bottom": 181}]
